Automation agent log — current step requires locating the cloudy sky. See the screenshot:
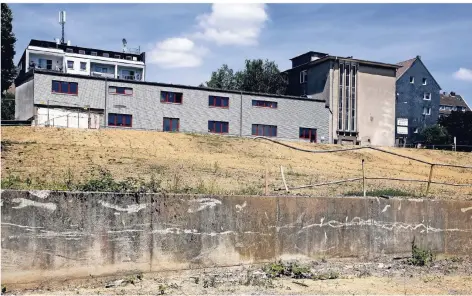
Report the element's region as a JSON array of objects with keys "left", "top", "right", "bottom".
[{"left": 10, "top": 3, "right": 472, "bottom": 104}]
